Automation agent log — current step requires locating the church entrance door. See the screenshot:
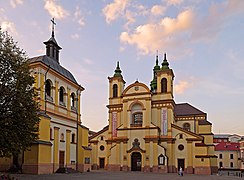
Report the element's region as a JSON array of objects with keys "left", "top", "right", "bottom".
[
  {"left": 131, "top": 152, "right": 141, "bottom": 171},
  {"left": 177, "top": 159, "right": 185, "bottom": 171}
]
